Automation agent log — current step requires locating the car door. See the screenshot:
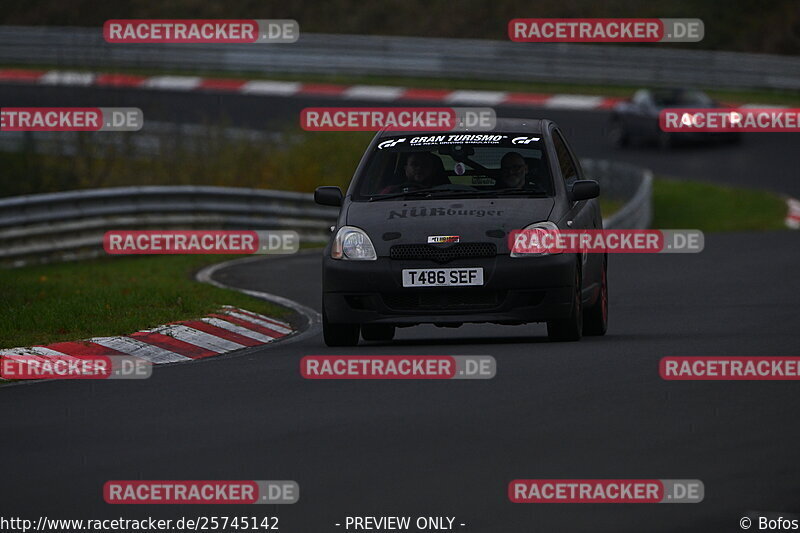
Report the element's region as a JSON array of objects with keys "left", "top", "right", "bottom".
[
  {"left": 629, "top": 90, "right": 656, "bottom": 138},
  {"left": 551, "top": 128, "right": 603, "bottom": 296}
]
